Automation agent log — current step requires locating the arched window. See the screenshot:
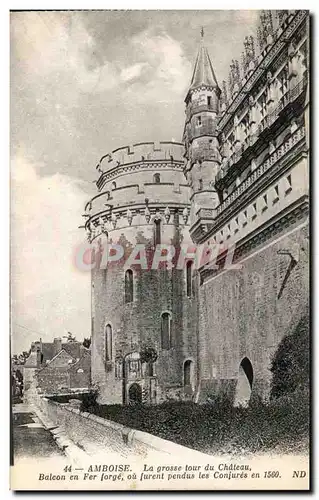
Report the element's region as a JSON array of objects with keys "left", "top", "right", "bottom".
[
  {"left": 111, "top": 181, "right": 116, "bottom": 190},
  {"left": 105, "top": 324, "right": 113, "bottom": 362},
  {"left": 186, "top": 260, "right": 193, "bottom": 298},
  {"left": 125, "top": 269, "right": 134, "bottom": 303},
  {"left": 161, "top": 312, "right": 171, "bottom": 350},
  {"left": 154, "top": 219, "right": 161, "bottom": 246},
  {"left": 184, "top": 360, "right": 193, "bottom": 386},
  {"left": 153, "top": 173, "right": 161, "bottom": 184}
]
